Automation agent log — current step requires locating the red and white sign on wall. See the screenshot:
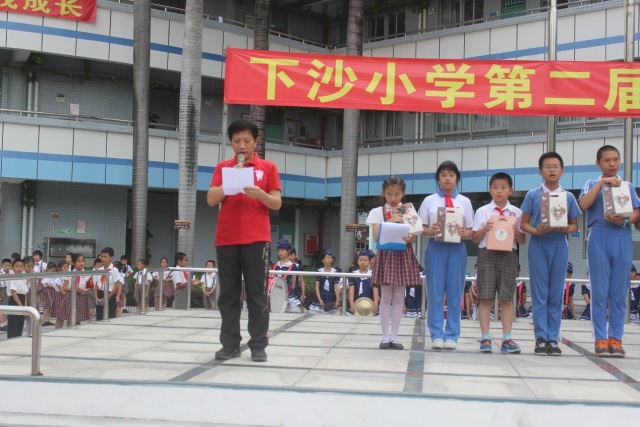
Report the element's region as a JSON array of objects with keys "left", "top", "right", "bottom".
[
  {"left": 0, "top": 0, "right": 97, "bottom": 23},
  {"left": 304, "top": 234, "right": 318, "bottom": 256}
]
